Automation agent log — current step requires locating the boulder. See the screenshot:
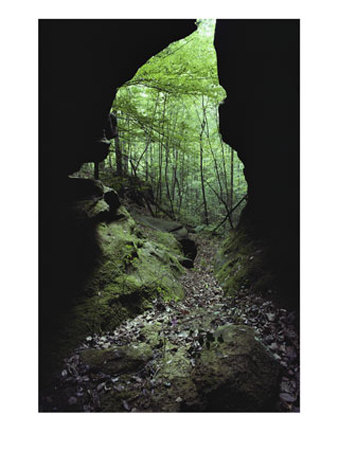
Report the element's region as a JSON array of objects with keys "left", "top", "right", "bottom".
[
  {"left": 69, "top": 207, "right": 186, "bottom": 343},
  {"left": 136, "top": 323, "right": 280, "bottom": 412},
  {"left": 81, "top": 343, "right": 153, "bottom": 375},
  {"left": 130, "top": 212, "right": 197, "bottom": 265},
  {"left": 191, "top": 325, "right": 281, "bottom": 411},
  {"left": 151, "top": 347, "right": 199, "bottom": 412},
  {"left": 66, "top": 178, "right": 121, "bottom": 222}
]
